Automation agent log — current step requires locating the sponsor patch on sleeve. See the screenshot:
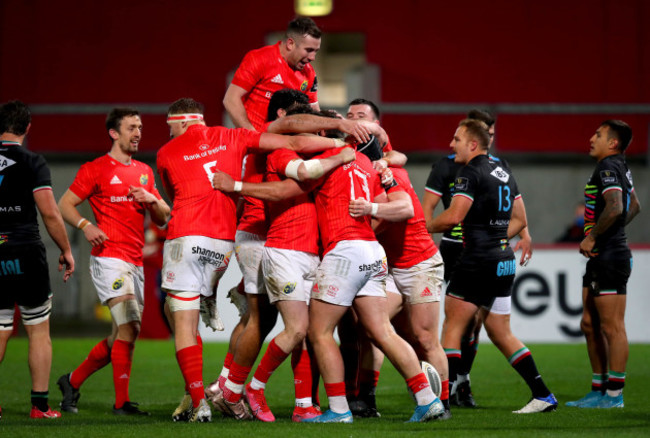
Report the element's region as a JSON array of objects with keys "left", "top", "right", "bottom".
[{"left": 599, "top": 170, "right": 618, "bottom": 185}]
